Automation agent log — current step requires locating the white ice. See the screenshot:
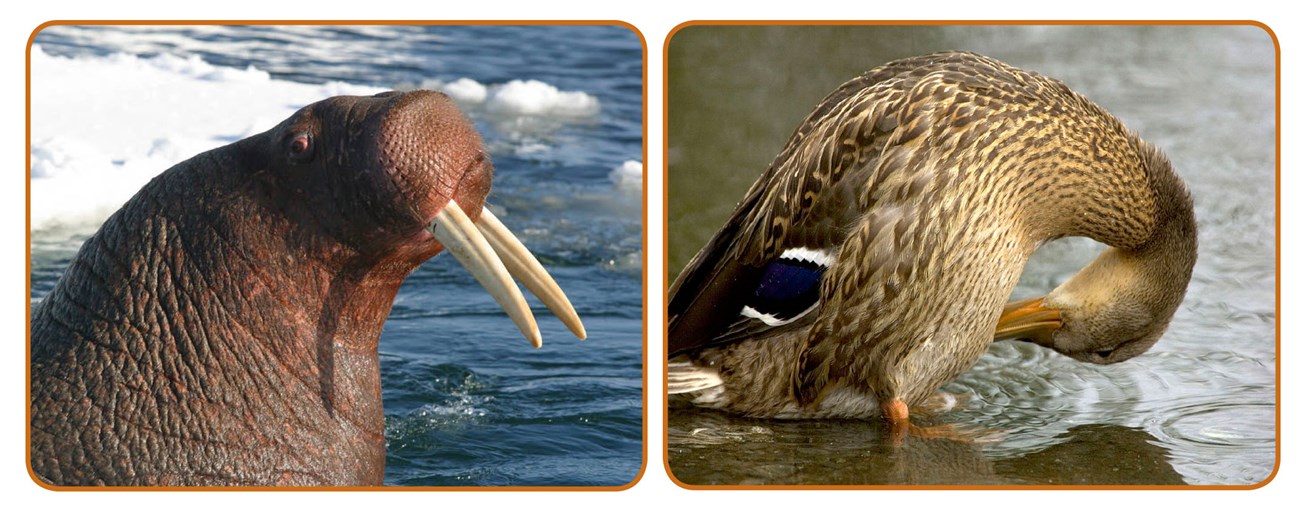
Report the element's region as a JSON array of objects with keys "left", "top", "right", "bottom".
[
  {"left": 29, "top": 46, "right": 612, "bottom": 232},
  {"left": 29, "top": 45, "right": 382, "bottom": 231},
  {"left": 609, "top": 160, "right": 643, "bottom": 192}
]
